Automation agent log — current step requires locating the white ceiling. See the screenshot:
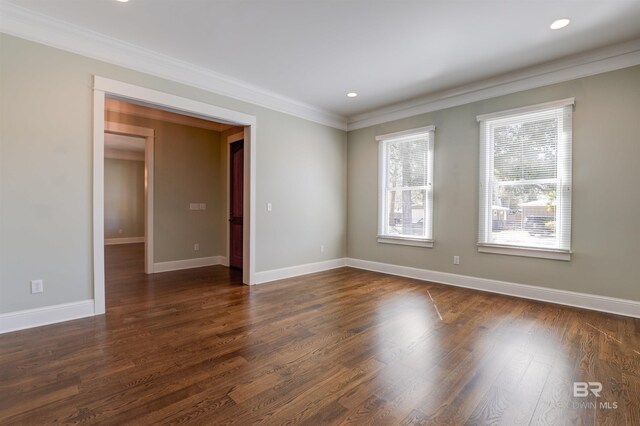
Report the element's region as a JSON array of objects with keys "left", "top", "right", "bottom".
[{"left": 4, "top": 0, "right": 640, "bottom": 120}]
